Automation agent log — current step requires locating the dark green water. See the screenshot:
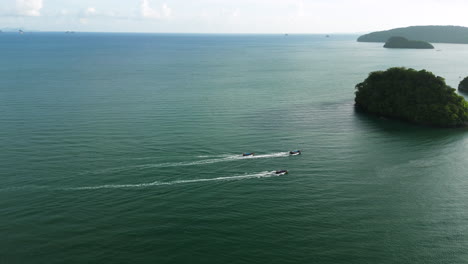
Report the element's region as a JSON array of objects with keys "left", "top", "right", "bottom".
[{"left": 2, "top": 33, "right": 468, "bottom": 263}]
